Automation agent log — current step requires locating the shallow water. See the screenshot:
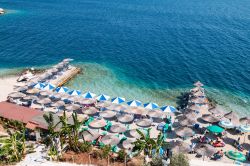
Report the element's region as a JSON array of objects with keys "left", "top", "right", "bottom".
[{"left": 0, "top": 0, "right": 250, "bottom": 115}]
